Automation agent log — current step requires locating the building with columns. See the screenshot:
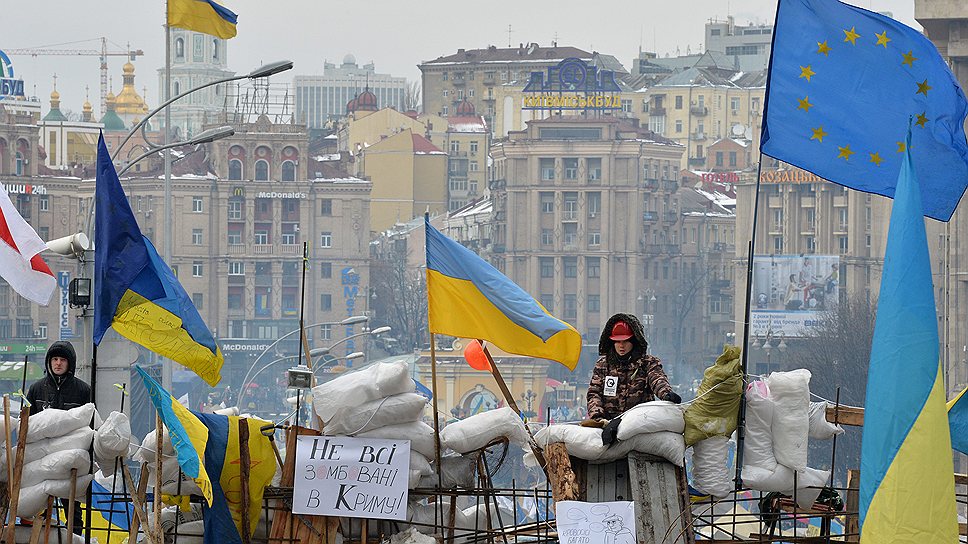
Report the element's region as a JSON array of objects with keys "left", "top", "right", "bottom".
[{"left": 159, "top": 28, "right": 234, "bottom": 139}]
